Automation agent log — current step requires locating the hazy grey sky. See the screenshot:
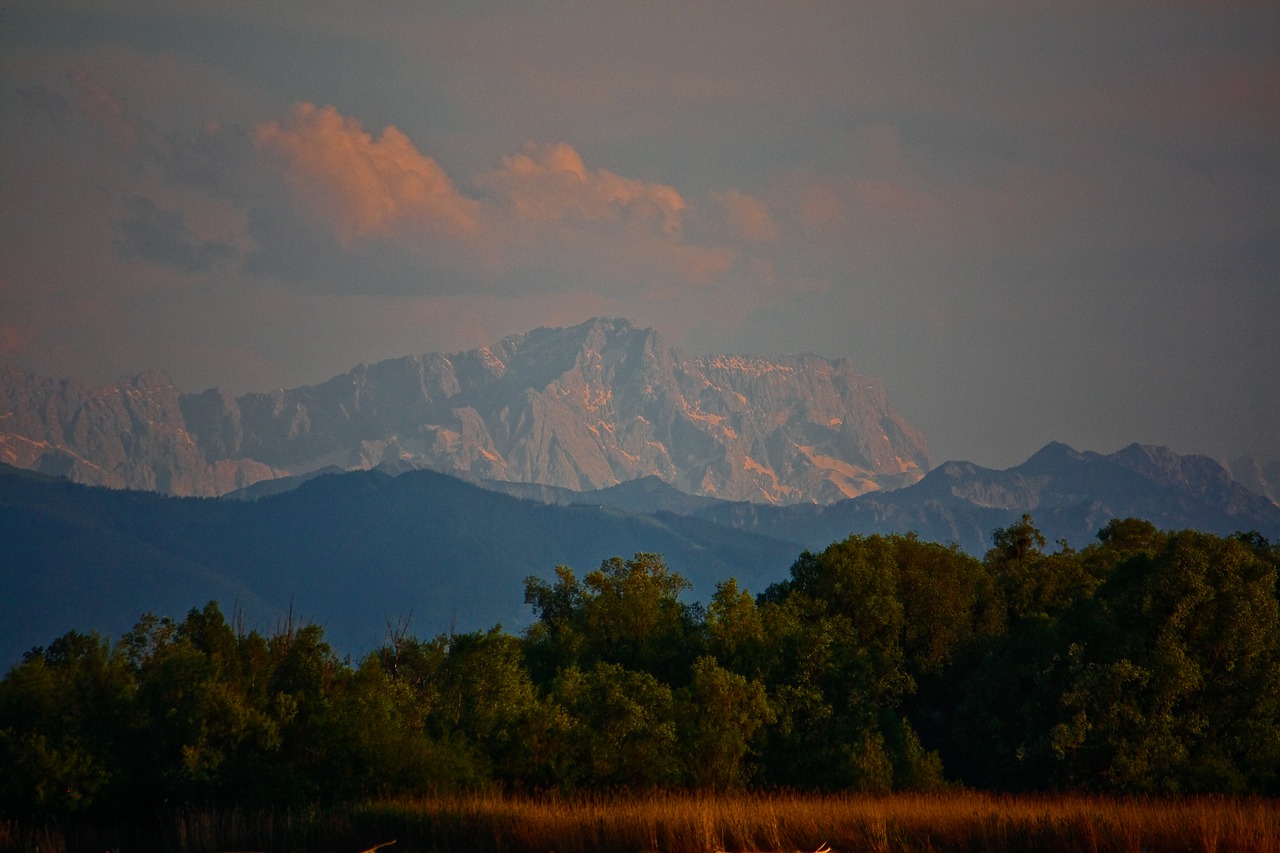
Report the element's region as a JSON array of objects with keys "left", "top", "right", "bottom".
[{"left": 2, "top": 1, "right": 1277, "bottom": 469}]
